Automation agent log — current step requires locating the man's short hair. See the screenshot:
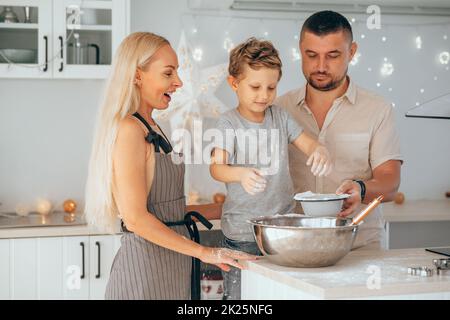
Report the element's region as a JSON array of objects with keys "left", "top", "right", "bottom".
[{"left": 300, "top": 11, "right": 353, "bottom": 43}]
